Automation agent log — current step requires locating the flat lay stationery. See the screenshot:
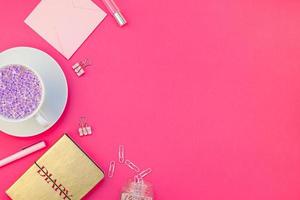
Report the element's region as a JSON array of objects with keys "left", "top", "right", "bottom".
[
  {"left": 78, "top": 116, "right": 93, "bottom": 136},
  {"left": 102, "top": 0, "right": 127, "bottom": 26},
  {"left": 25, "top": 0, "right": 107, "bottom": 59},
  {"left": 108, "top": 145, "right": 153, "bottom": 199},
  {"left": 72, "top": 59, "right": 91, "bottom": 77},
  {"left": 0, "top": 141, "right": 46, "bottom": 168},
  {"left": 6, "top": 134, "right": 104, "bottom": 200},
  {"left": 2, "top": 0, "right": 300, "bottom": 199},
  {"left": 0, "top": 0, "right": 156, "bottom": 199},
  {"left": 121, "top": 180, "right": 153, "bottom": 200}
]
